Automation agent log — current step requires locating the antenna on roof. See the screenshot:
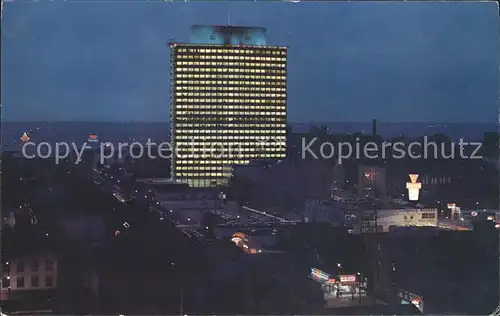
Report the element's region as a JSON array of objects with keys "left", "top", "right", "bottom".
[{"left": 227, "top": 10, "right": 231, "bottom": 26}]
